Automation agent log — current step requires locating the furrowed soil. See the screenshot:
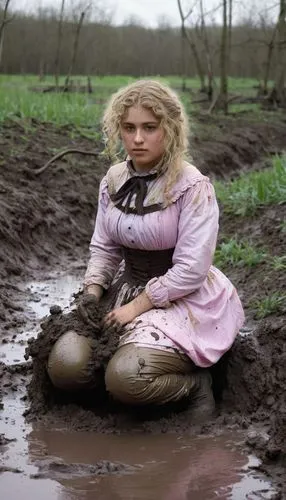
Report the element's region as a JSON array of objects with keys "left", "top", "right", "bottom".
[{"left": 0, "top": 112, "right": 286, "bottom": 499}]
